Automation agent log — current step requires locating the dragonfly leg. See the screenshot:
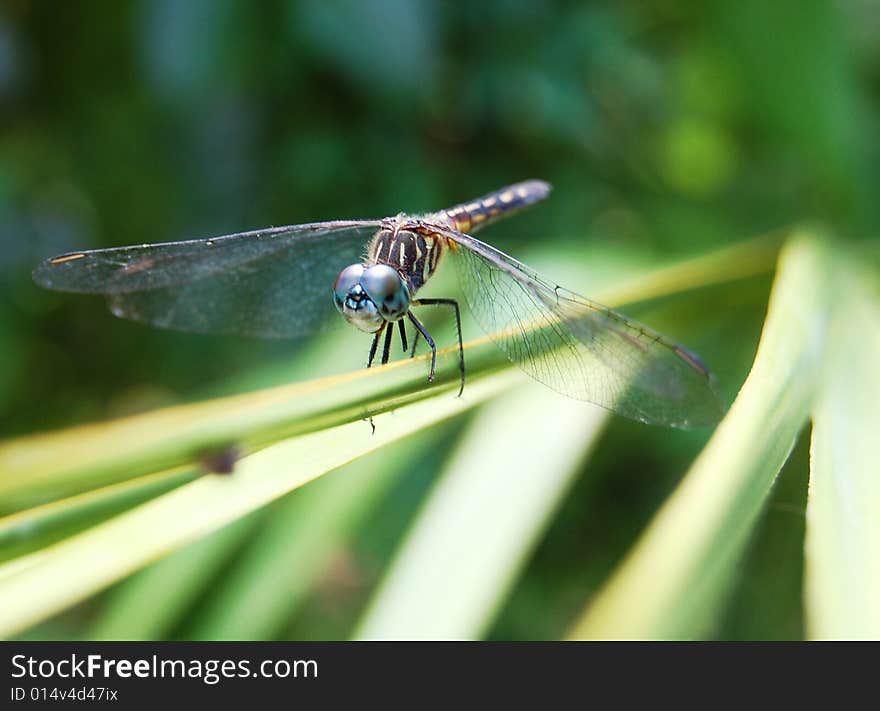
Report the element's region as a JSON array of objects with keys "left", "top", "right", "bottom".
[
  {"left": 409, "top": 328, "right": 420, "bottom": 358},
  {"left": 413, "top": 298, "right": 465, "bottom": 397},
  {"left": 366, "top": 327, "right": 382, "bottom": 369},
  {"left": 407, "top": 311, "right": 436, "bottom": 383},
  {"left": 397, "top": 319, "right": 408, "bottom": 354},
  {"left": 380, "top": 322, "right": 395, "bottom": 365},
  {"left": 364, "top": 325, "right": 388, "bottom": 436}
]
